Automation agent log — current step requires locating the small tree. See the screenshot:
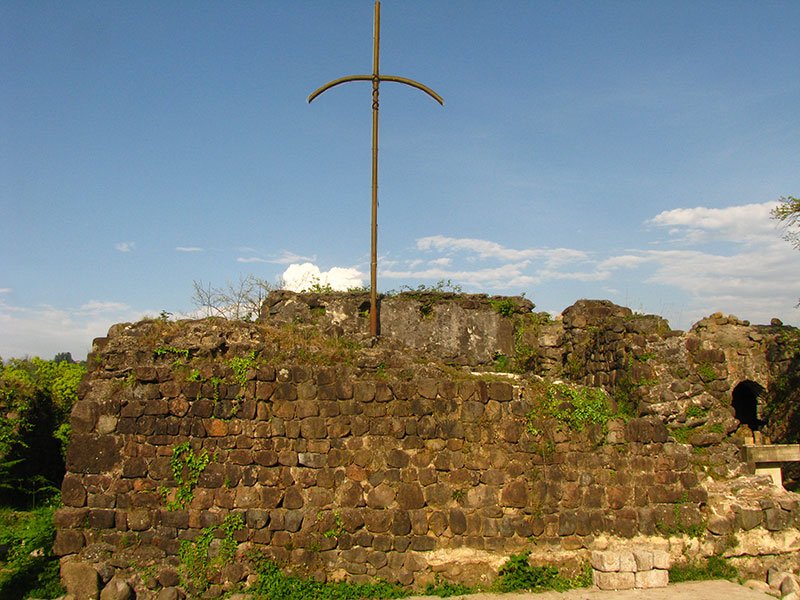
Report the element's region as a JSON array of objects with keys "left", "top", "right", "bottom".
[
  {"left": 191, "top": 275, "right": 274, "bottom": 321},
  {"left": 772, "top": 196, "right": 800, "bottom": 249}
]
